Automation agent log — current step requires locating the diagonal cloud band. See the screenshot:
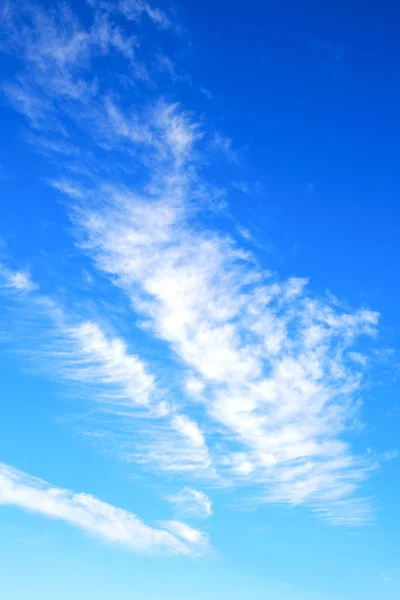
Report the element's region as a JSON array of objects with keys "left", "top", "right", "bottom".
[{"left": 0, "top": 461, "right": 208, "bottom": 555}]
